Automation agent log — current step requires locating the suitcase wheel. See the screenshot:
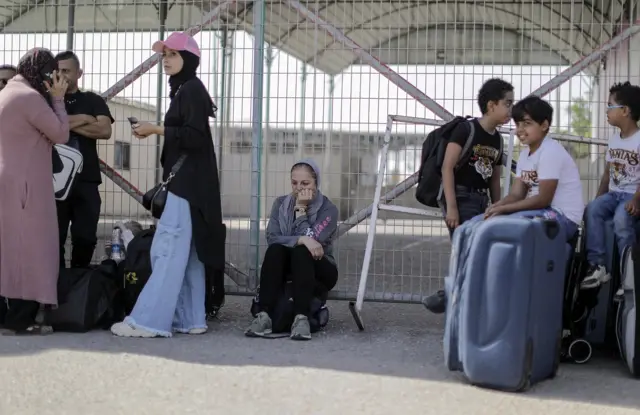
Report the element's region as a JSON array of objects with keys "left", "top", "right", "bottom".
[{"left": 567, "top": 338, "right": 592, "bottom": 364}]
